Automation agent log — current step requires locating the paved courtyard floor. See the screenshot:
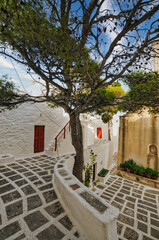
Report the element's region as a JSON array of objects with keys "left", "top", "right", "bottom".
[
  {"left": 97, "top": 174, "right": 159, "bottom": 240},
  {"left": 0, "top": 154, "right": 80, "bottom": 240},
  {"left": 0, "top": 154, "right": 159, "bottom": 240}
]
